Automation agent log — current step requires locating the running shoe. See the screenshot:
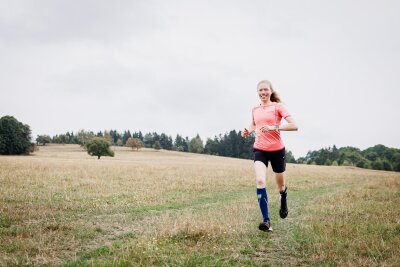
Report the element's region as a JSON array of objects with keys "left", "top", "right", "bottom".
[
  {"left": 258, "top": 220, "right": 273, "bottom": 232},
  {"left": 279, "top": 194, "right": 288, "bottom": 219}
]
